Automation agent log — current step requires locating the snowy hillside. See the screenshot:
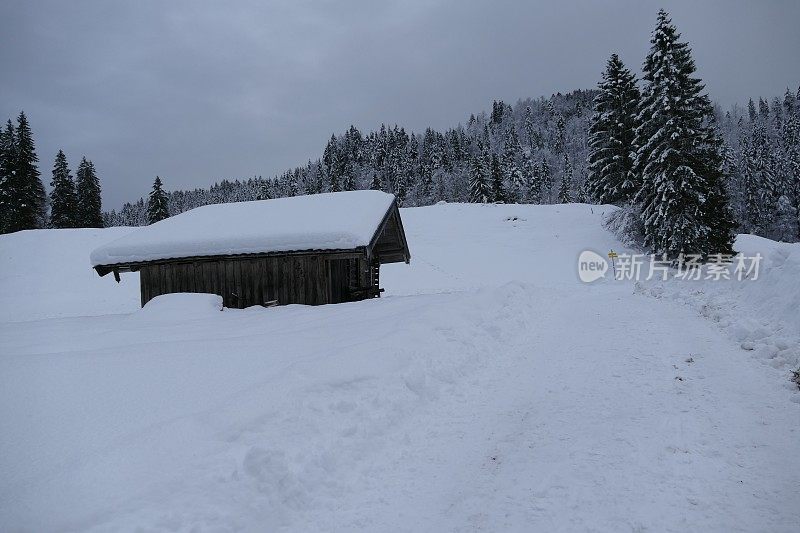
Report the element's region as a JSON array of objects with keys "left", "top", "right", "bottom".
[
  {"left": 1, "top": 203, "right": 798, "bottom": 532},
  {"left": 0, "top": 227, "right": 140, "bottom": 322}
]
